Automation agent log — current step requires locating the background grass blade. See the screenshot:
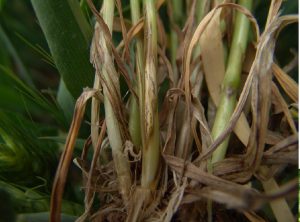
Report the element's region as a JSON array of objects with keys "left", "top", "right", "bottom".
[
  {"left": 0, "top": 65, "right": 68, "bottom": 128},
  {"left": 0, "top": 24, "right": 34, "bottom": 88},
  {"left": 31, "top": 0, "right": 94, "bottom": 99},
  {"left": 0, "top": 181, "right": 83, "bottom": 217}
]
